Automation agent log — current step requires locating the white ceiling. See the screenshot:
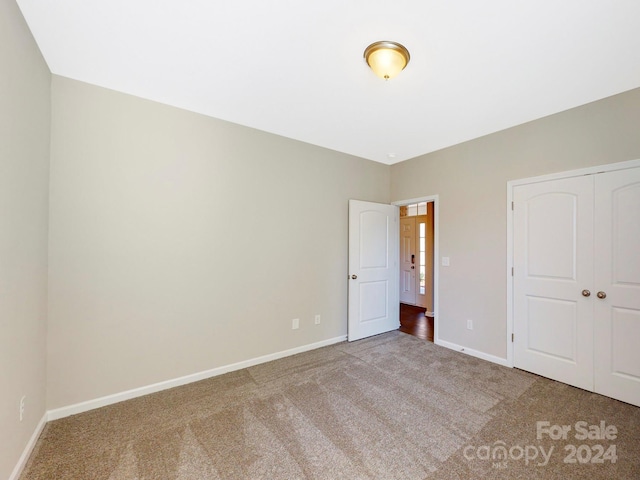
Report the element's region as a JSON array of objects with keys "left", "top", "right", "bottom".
[{"left": 16, "top": 0, "right": 640, "bottom": 164}]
